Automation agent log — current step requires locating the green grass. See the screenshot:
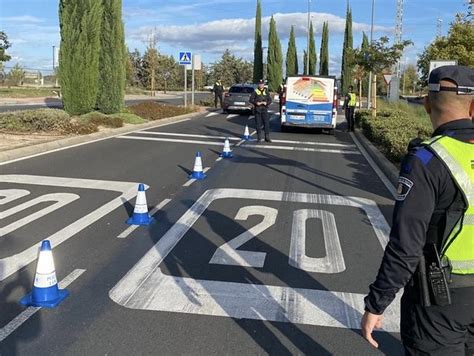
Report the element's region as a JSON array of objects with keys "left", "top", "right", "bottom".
[
  {"left": 0, "top": 87, "right": 60, "bottom": 98},
  {"left": 114, "top": 112, "right": 148, "bottom": 124}
]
